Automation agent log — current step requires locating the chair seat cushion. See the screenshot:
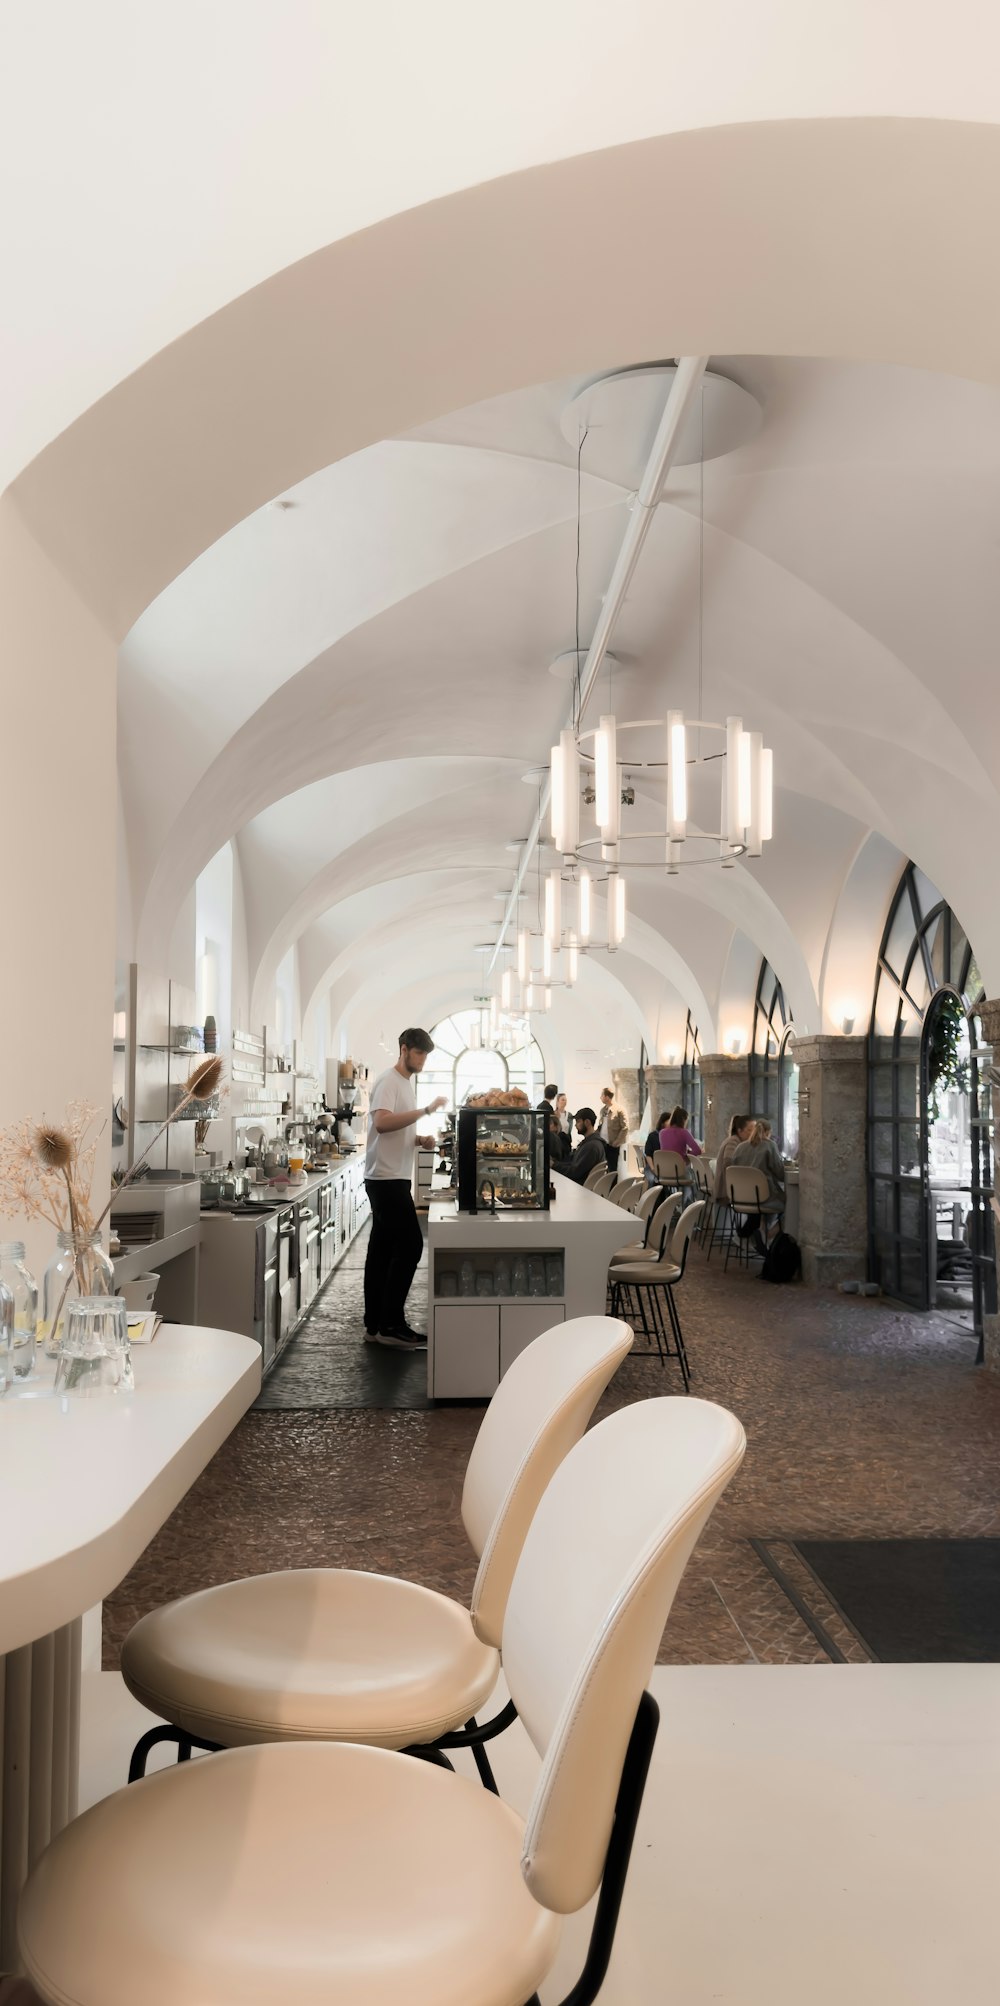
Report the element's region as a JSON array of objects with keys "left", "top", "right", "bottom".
[
  {"left": 609, "top": 1238, "right": 657, "bottom": 1263},
  {"left": 611, "top": 1261, "right": 682, "bottom": 1285},
  {"left": 19, "top": 1741, "right": 561, "bottom": 2006},
  {"left": 121, "top": 1568, "right": 500, "bottom": 1749}
]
